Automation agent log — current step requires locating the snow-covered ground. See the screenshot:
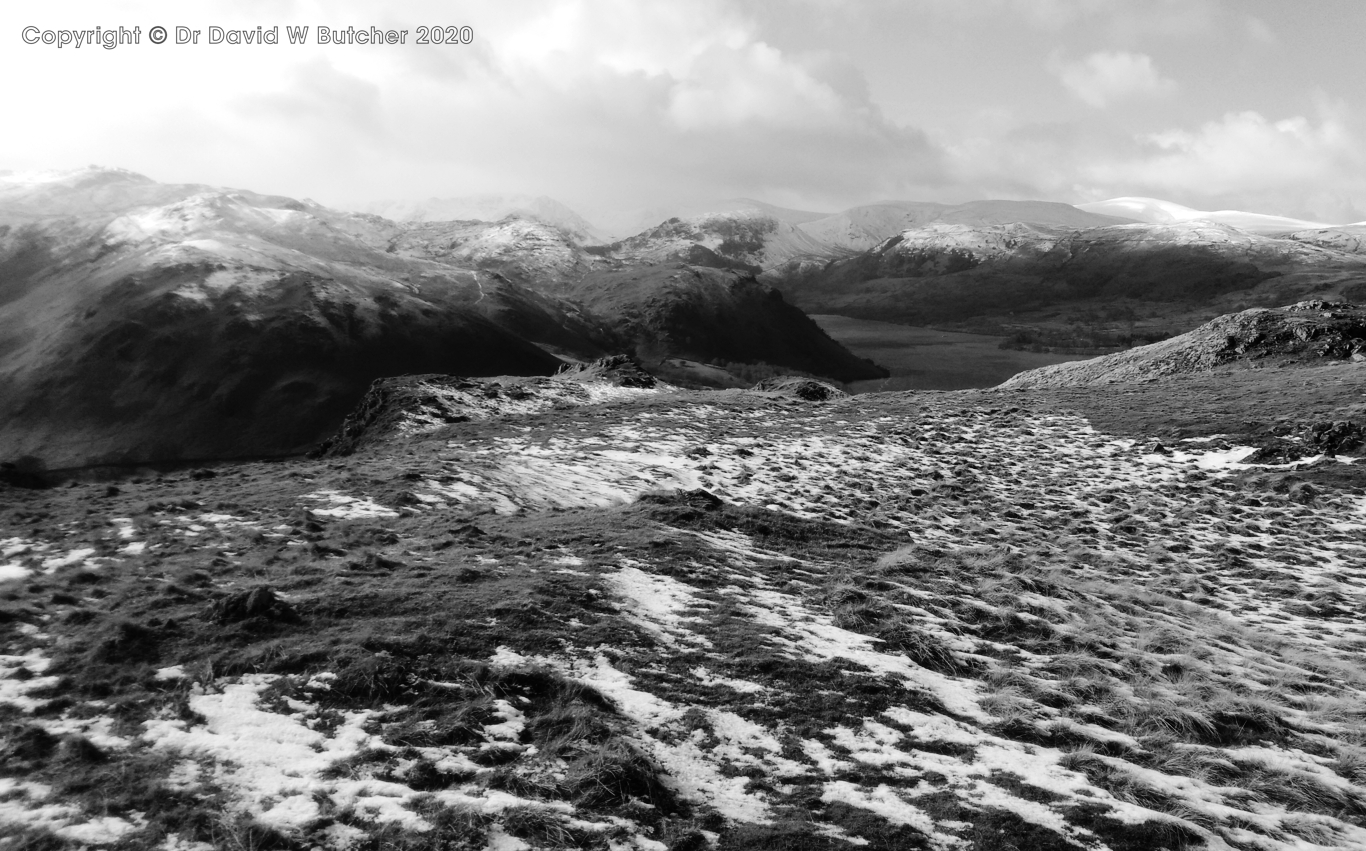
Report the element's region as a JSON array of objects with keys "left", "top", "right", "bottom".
[{"left": 2, "top": 391, "right": 1364, "bottom": 849}]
